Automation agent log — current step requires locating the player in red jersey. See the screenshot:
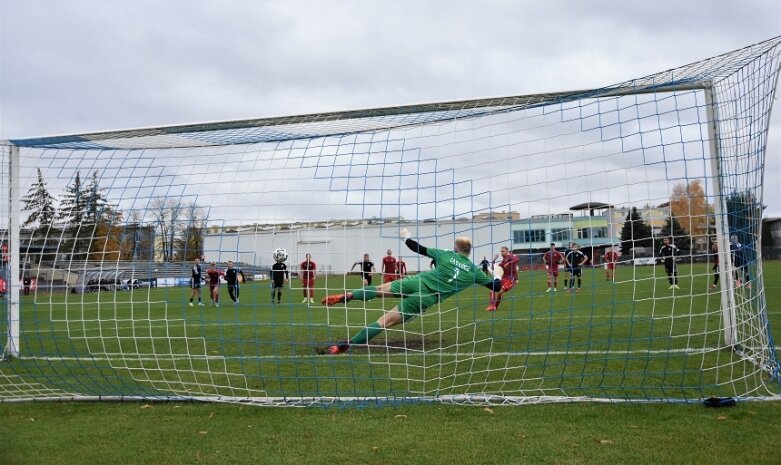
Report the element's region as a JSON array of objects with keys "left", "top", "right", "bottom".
[
  {"left": 205, "top": 262, "right": 224, "bottom": 307},
  {"left": 542, "top": 243, "right": 564, "bottom": 293},
  {"left": 604, "top": 246, "right": 620, "bottom": 282},
  {"left": 299, "top": 253, "right": 317, "bottom": 304},
  {"left": 485, "top": 246, "right": 520, "bottom": 312},
  {"left": 381, "top": 249, "right": 399, "bottom": 284},
  {"left": 397, "top": 256, "right": 407, "bottom": 277}
]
